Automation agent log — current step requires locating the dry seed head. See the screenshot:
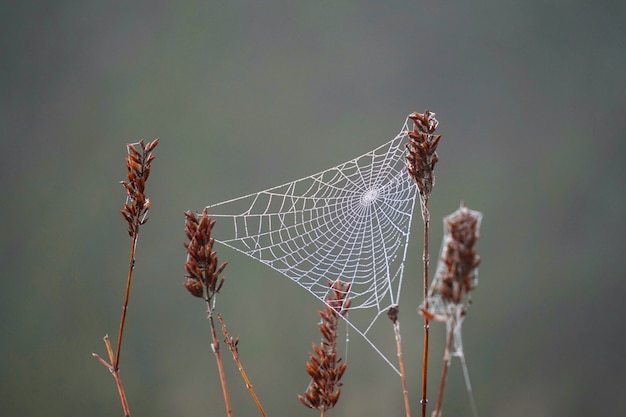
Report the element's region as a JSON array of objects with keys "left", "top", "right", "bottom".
[
  {"left": 120, "top": 138, "right": 159, "bottom": 236},
  {"left": 183, "top": 209, "right": 228, "bottom": 300},
  {"left": 299, "top": 280, "right": 351, "bottom": 412},
  {"left": 436, "top": 204, "right": 482, "bottom": 306},
  {"left": 409, "top": 109, "right": 439, "bottom": 134},
  {"left": 405, "top": 110, "right": 441, "bottom": 200}
]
